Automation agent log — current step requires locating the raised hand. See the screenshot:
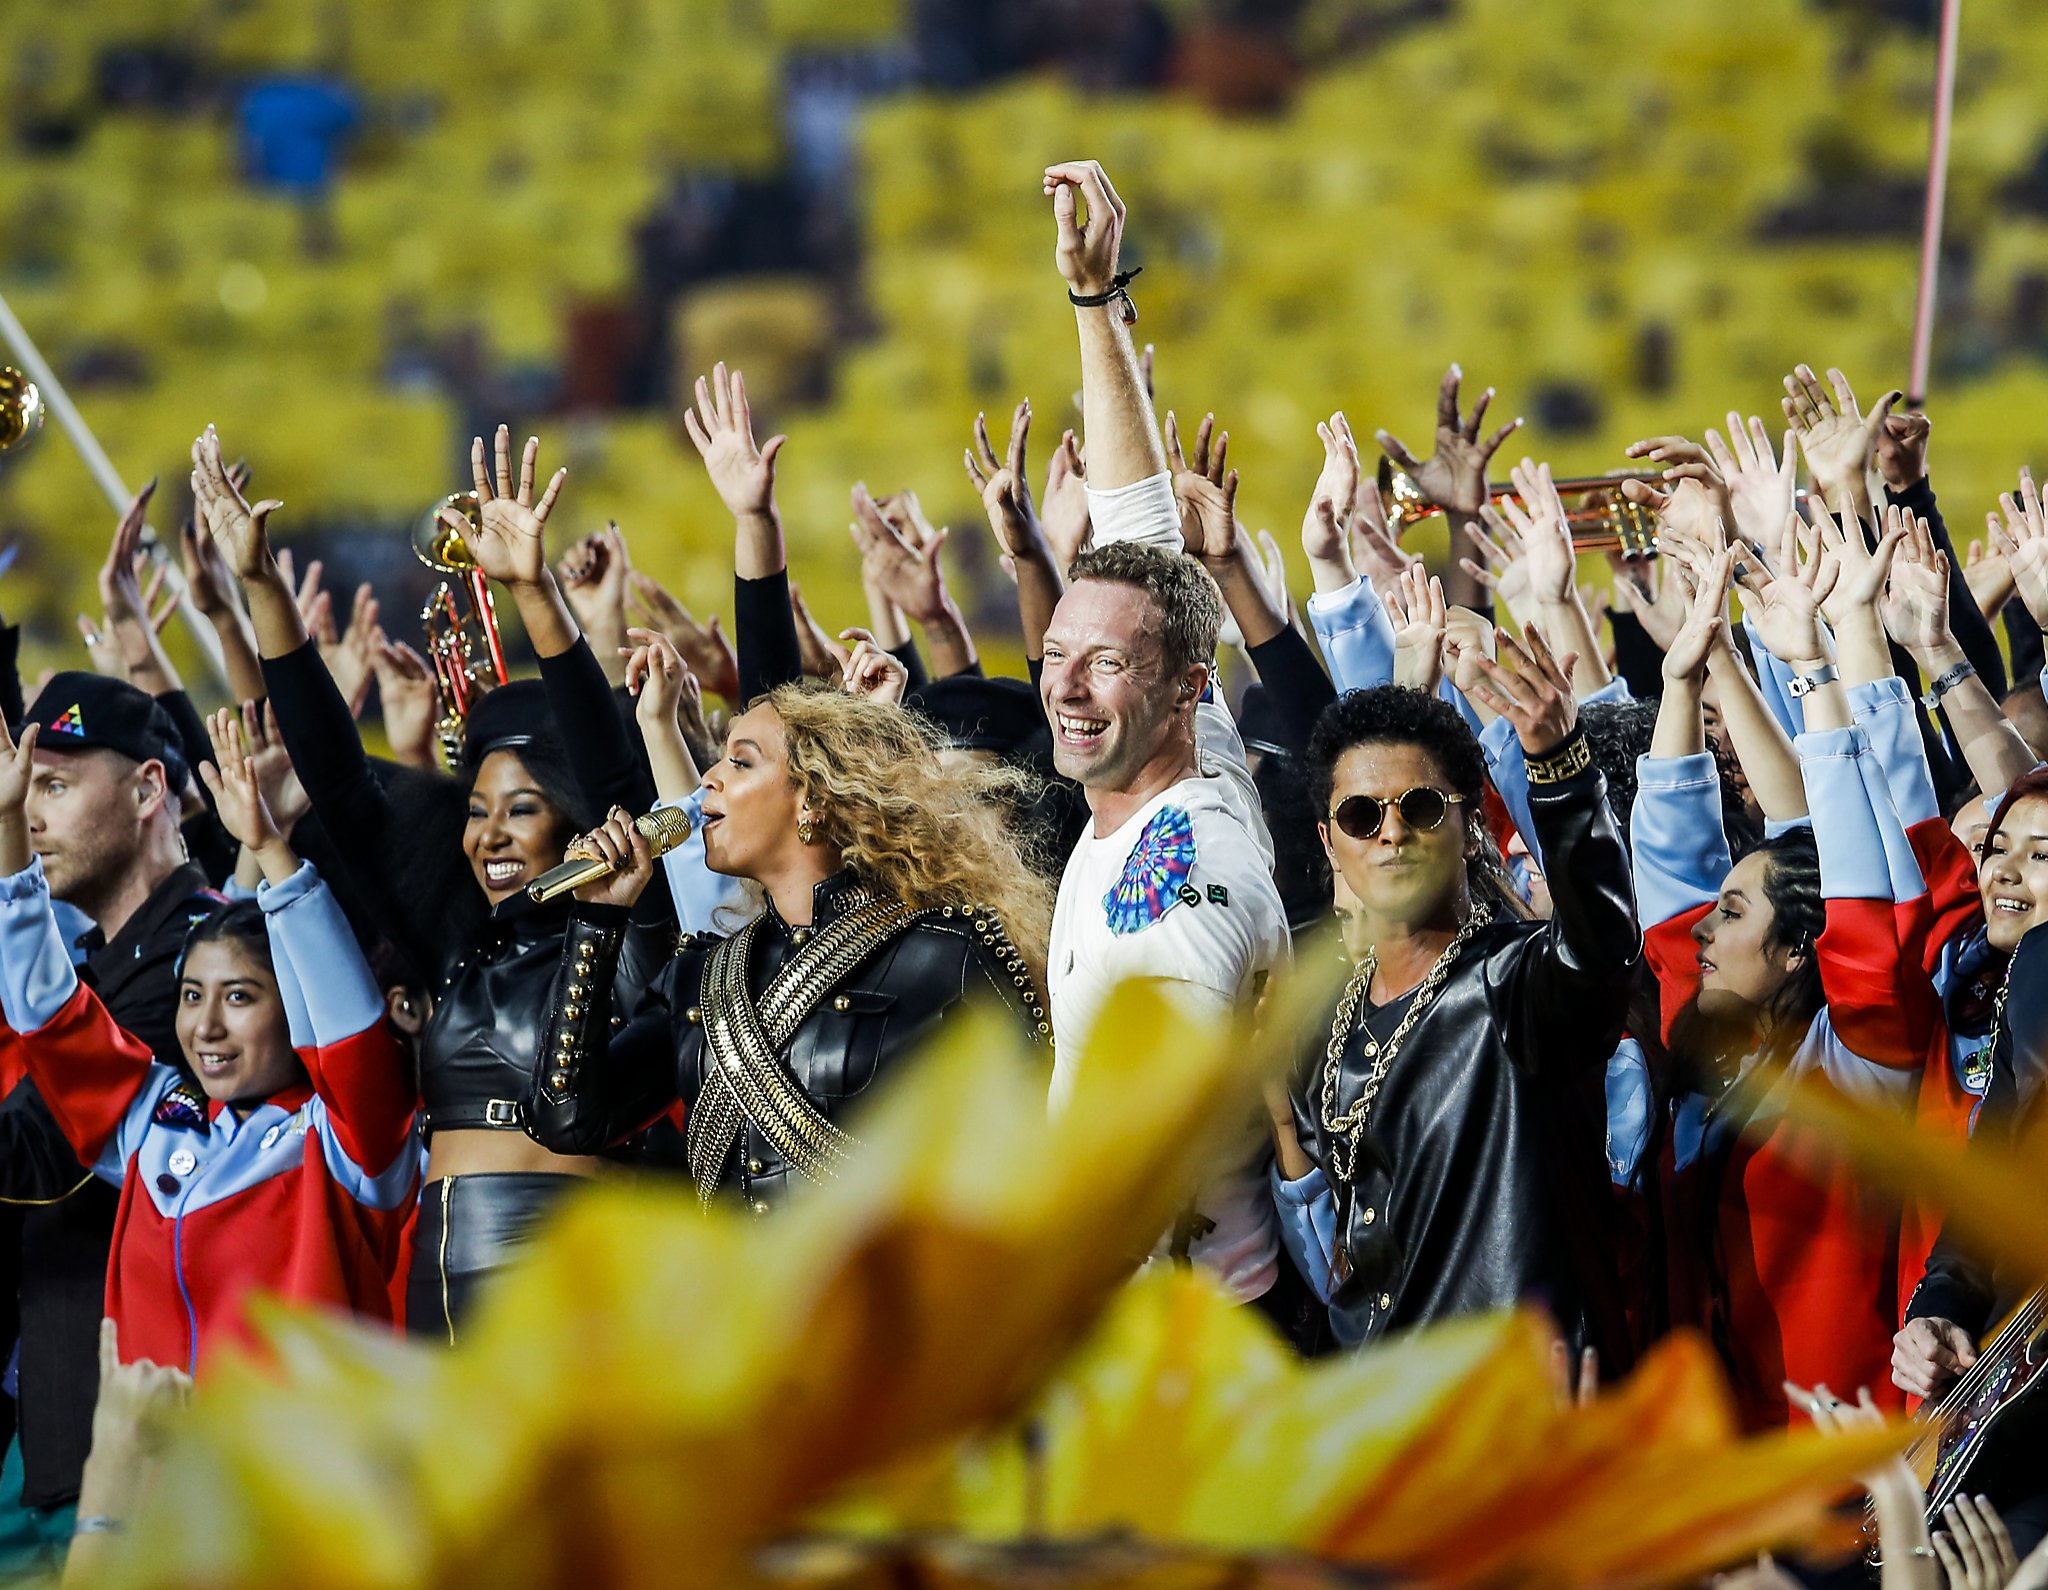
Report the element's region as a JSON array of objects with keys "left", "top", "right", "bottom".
[
  {"left": 1933, "top": 1495, "right": 2021, "bottom": 1590},
  {"left": 1302, "top": 411, "right": 1362, "bottom": 591},
  {"left": 1960, "top": 537, "right": 2013, "bottom": 620},
  {"left": 622, "top": 625, "right": 687, "bottom": 727},
  {"left": 1814, "top": 496, "right": 1907, "bottom": 627},
  {"left": 789, "top": 582, "right": 851, "bottom": 680},
  {"left": 197, "top": 708, "right": 288, "bottom": 867},
  {"left": 1878, "top": 506, "right": 1953, "bottom": 658},
  {"left": 1165, "top": 410, "right": 1238, "bottom": 561},
  {"left": 0, "top": 714, "right": 39, "bottom": 873},
  {"left": 1742, "top": 513, "right": 1838, "bottom": 667},
  {"left": 1501, "top": 457, "right": 1577, "bottom": 606},
  {"left": 190, "top": 427, "right": 284, "bottom": 580},
  {"left": 1457, "top": 622, "right": 1579, "bottom": 755},
  {"left": 1040, "top": 426, "right": 1091, "bottom": 570},
  {"left": 563, "top": 804, "right": 655, "bottom": 912},
  {"left": 1461, "top": 507, "right": 1536, "bottom": 628},
  {"left": 684, "top": 362, "right": 785, "bottom": 522},
  {"left": 368, "top": 629, "right": 440, "bottom": 770},
  {"left": 240, "top": 699, "right": 309, "bottom": 838},
  {"left": 1990, "top": 468, "right": 2048, "bottom": 629},
  {"left": 1375, "top": 364, "right": 1522, "bottom": 521},
  {"left": 1663, "top": 548, "right": 1735, "bottom": 687},
  {"left": 1706, "top": 414, "right": 1799, "bottom": 554},
  {"left": 850, "top": 481, "right": 952, "bottom": 625},
  {"left": 1381, "top": 563, "right": 1447, "bottom": 695},
  {"left": 1876, "top": 408, "right": 1932, "bottom": 494},
  {"left": 556, "top": 523, "right": 633, "bottom": 671},
  {"left": 1043, "top": 160, "right": 1125, "bottom": 296},
  {"left": 454, "top": 426, "right": 566, "bottom": 589},
  {"left": 621, "top": 628, "right": 704, "bottom": 798},
  {"left": 625, "top": 570, "right": 741, "bottom": 701},
  {"left": 323, "top": 582, "right": 379, "bottom": 719},
  {"left": 1350, "top": 480, "right": 1420, "bottom": 586},
  {"left": 1606, "top": 548, "right": 1686, "bottom": 653},
  {"left": 1781, "top": 364, "right": 1899, "bottom": 510},
  {"left": 839, "top": 626, "right": 911, "bottom": 706},
  {"left": 965, "top": 401, "right": 1048, "bottom": 568}
]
